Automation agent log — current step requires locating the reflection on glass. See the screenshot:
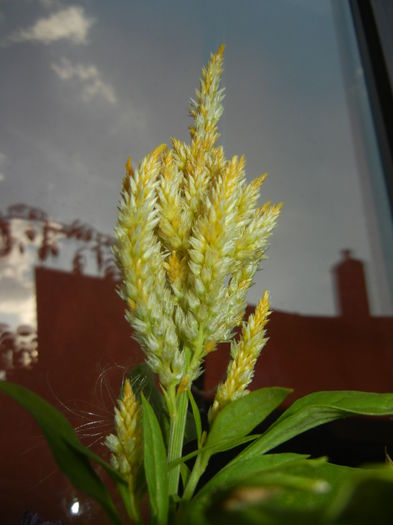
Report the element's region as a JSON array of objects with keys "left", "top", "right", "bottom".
[
  {"left": 0, "top": 0, "right": 392, "bottom": 523},
  {"left": 207, "top": 248, "right": 393, "bottom": 401}
]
